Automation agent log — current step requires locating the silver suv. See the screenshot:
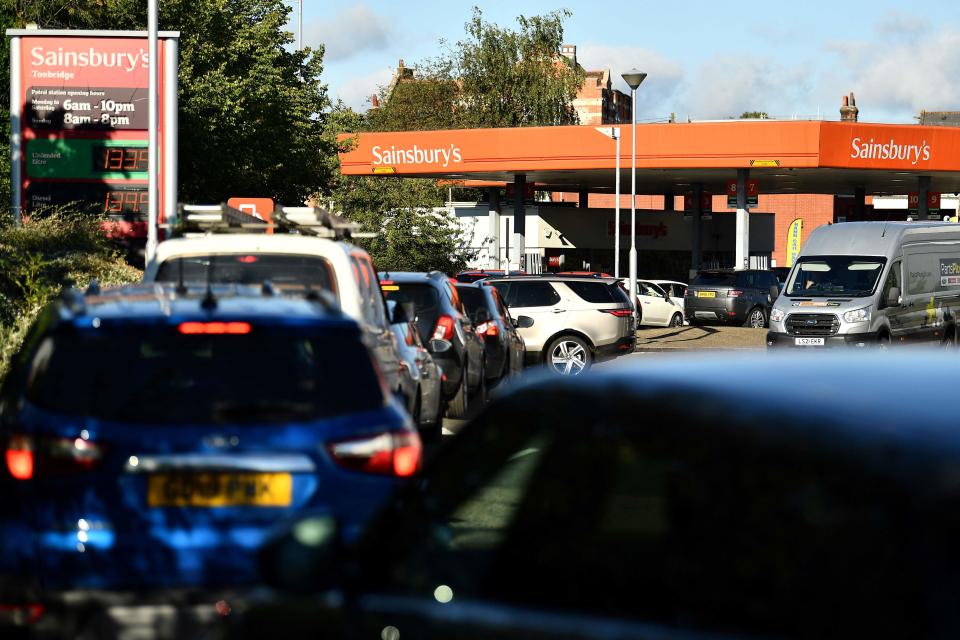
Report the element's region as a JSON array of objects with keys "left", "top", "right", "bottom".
[{"left": 484, "top": 276, "right": 636, "bottom": 375}]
